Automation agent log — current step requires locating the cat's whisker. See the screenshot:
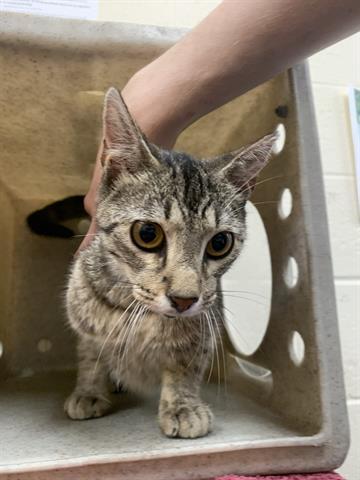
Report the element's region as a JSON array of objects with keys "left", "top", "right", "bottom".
[
  {"left": 205, "top": 313, "right": 215, "bottom": 385},
  {"left": 122, "top": 307, "right": 140, "bottom": 369},
  {"left": 200, "top": 315, "right": 208, "bottom": 372},
  {"left": 115, "top": 279, "right": 145, "bottom": 291},
  {"left": 118, "top": 301, "right": 143, "bottom": 371},
  {"left": 198, "top": 314, "right": 208, "bottom": 377},
  {"left": 218, "top": 288, "right": 267, "bottom": 298},
  {"left": 116, "top": 284, "right": 142, "bottom": 291},
  {"left": 111, "top": 277, "right": 135, "bottom": 285},
  {"left": 110, "top": 326, "right": 122, "bottom": 366},
  {"left": 110, "top": 308, "right": 130, "bottom": 366},
  {"left": 73, "top": 233, "right": 101, "bottom": 238},
  {"left": 124, "top": 304, "right": 147, "bottom": 368},
  {"left": 122, "top": 292, "right": 134, "bottom": 302},
  {"left": 186, "top": 316, "right": 204, "bottom": 370},
  {"left": 210, "top": 307, "right": 228, "bottom": 397},
  {"left": 92, "top": 277, "right": 145, "bottom": 293},
  {"left": 118, "top": 302, "right": 141, "bottom": 365},
  {"left": 92, "top": 298, "right": 137, "bottom": 380},
  {"left": 228, "top": 201, "right": 278, "bottom": 218},
  {"left": 224, "top": 175, "right": 283, "bottom": 210},
  {"left": 219, "top": 305, "right": 252, "bottom": 352},
  {"left": 210, "top": 313, "right": 222, "bottom": 396},
  {"left": 136, "top": 304, "right": 149, "bottom": 338},
  {"left": 214, "top": 324, "right": 222, "bottom": 396},
  {"left": 112, "top": 300, "right": 139, "bottom": 368},
  {"left": 242, "top": 174, "right": 287, "bottom": 195},
  {"left": 115, "top": 305, "right": 137, "bottom": 374},
  {"left": 205, "top": 311, "right": 221, "bottom": 396},
  {"left": 252, "top": 200, "right": 279, "bottom": 206},
  {"left": 223, "top": 174, "right": 287, "bottom": 212},
  {"left": 221, "top": 294, "right": 266, "bottom": 307}
]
